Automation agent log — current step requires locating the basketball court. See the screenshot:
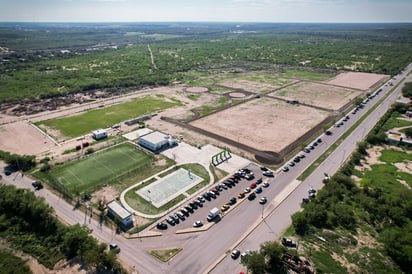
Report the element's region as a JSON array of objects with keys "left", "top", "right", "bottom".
[{"left": 136, "top": 168, "right": 203, "bottom": 208}]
